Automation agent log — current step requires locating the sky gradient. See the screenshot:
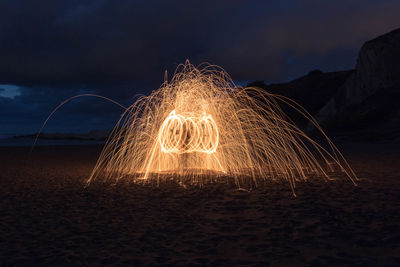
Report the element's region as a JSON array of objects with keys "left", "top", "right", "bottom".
[{"left": 1, "top": 0, "right": 399, "bottom": 137}]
